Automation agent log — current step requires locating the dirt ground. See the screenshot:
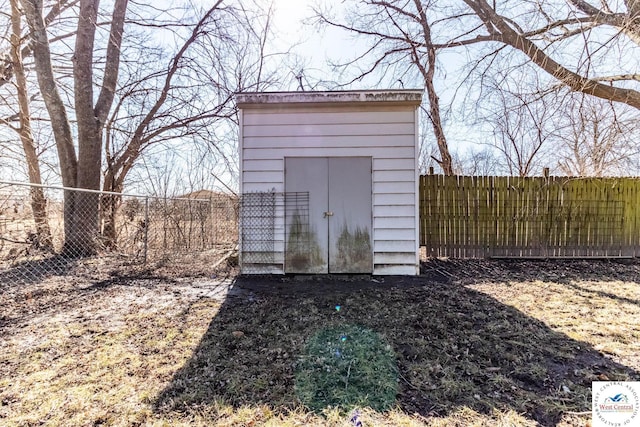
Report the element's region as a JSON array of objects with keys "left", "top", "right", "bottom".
[{"left": 1, "top": 257, "right": 639, "bottom": 426}]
